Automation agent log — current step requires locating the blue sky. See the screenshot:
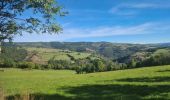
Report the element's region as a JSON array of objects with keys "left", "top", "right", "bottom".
[{"left": 14, "top": 0, "right": 170, "bottom": 43}]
